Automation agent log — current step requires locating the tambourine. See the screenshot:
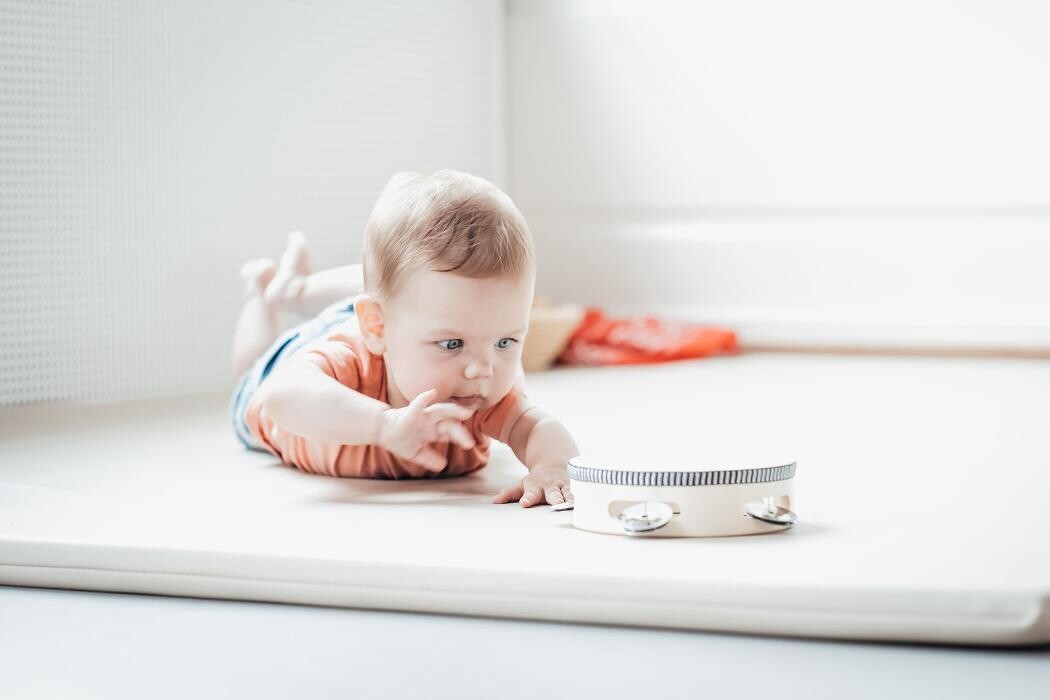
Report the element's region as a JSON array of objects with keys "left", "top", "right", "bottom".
[{"left": 563, "top": 452, "right": 798, "bottom": 538}]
